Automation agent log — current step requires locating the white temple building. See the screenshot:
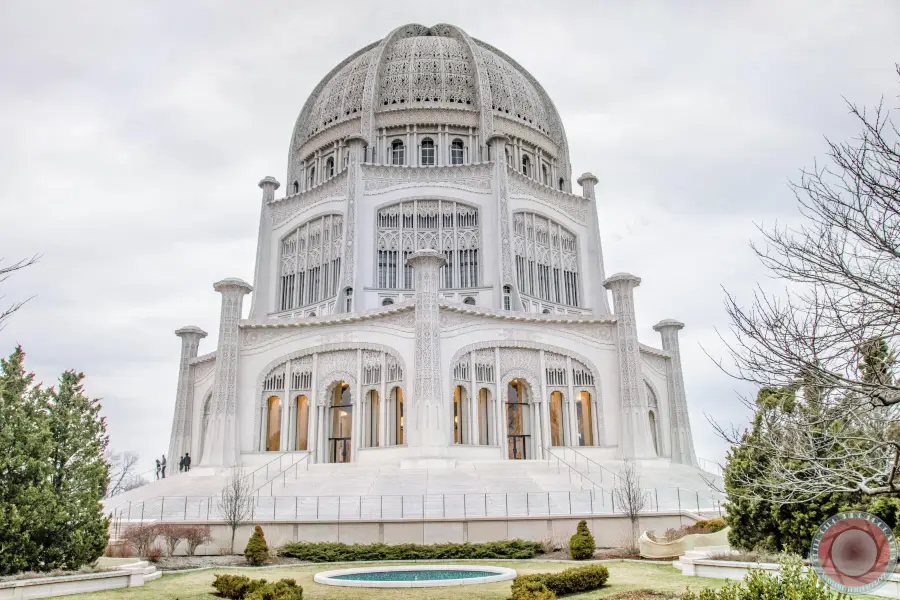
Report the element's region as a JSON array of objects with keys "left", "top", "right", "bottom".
[{"left": 113, "top": 25, "right": 718, "bottom": 525}]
